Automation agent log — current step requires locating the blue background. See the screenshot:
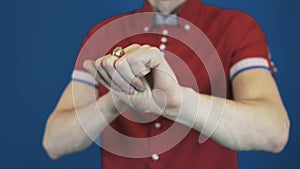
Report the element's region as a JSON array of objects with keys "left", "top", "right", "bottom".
[{"left": 1, "top": 0, "right": 299, "bottom": 168}]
